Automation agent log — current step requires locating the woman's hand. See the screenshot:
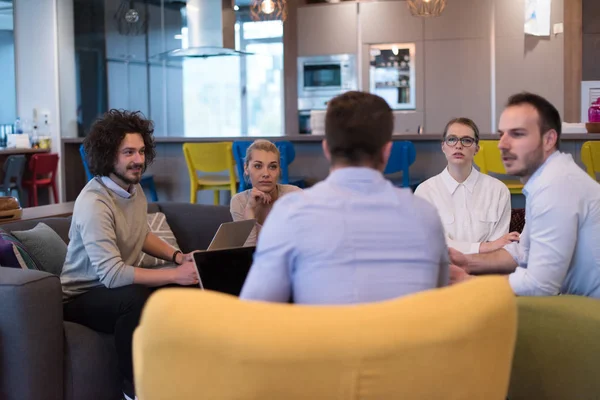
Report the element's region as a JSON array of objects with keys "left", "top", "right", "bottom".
[
  {"left": 480, "top": 232, "right": 520, "bottom": 253},
  {"left": 247, "top": 188, "right": 272, "bottom": 208}
]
